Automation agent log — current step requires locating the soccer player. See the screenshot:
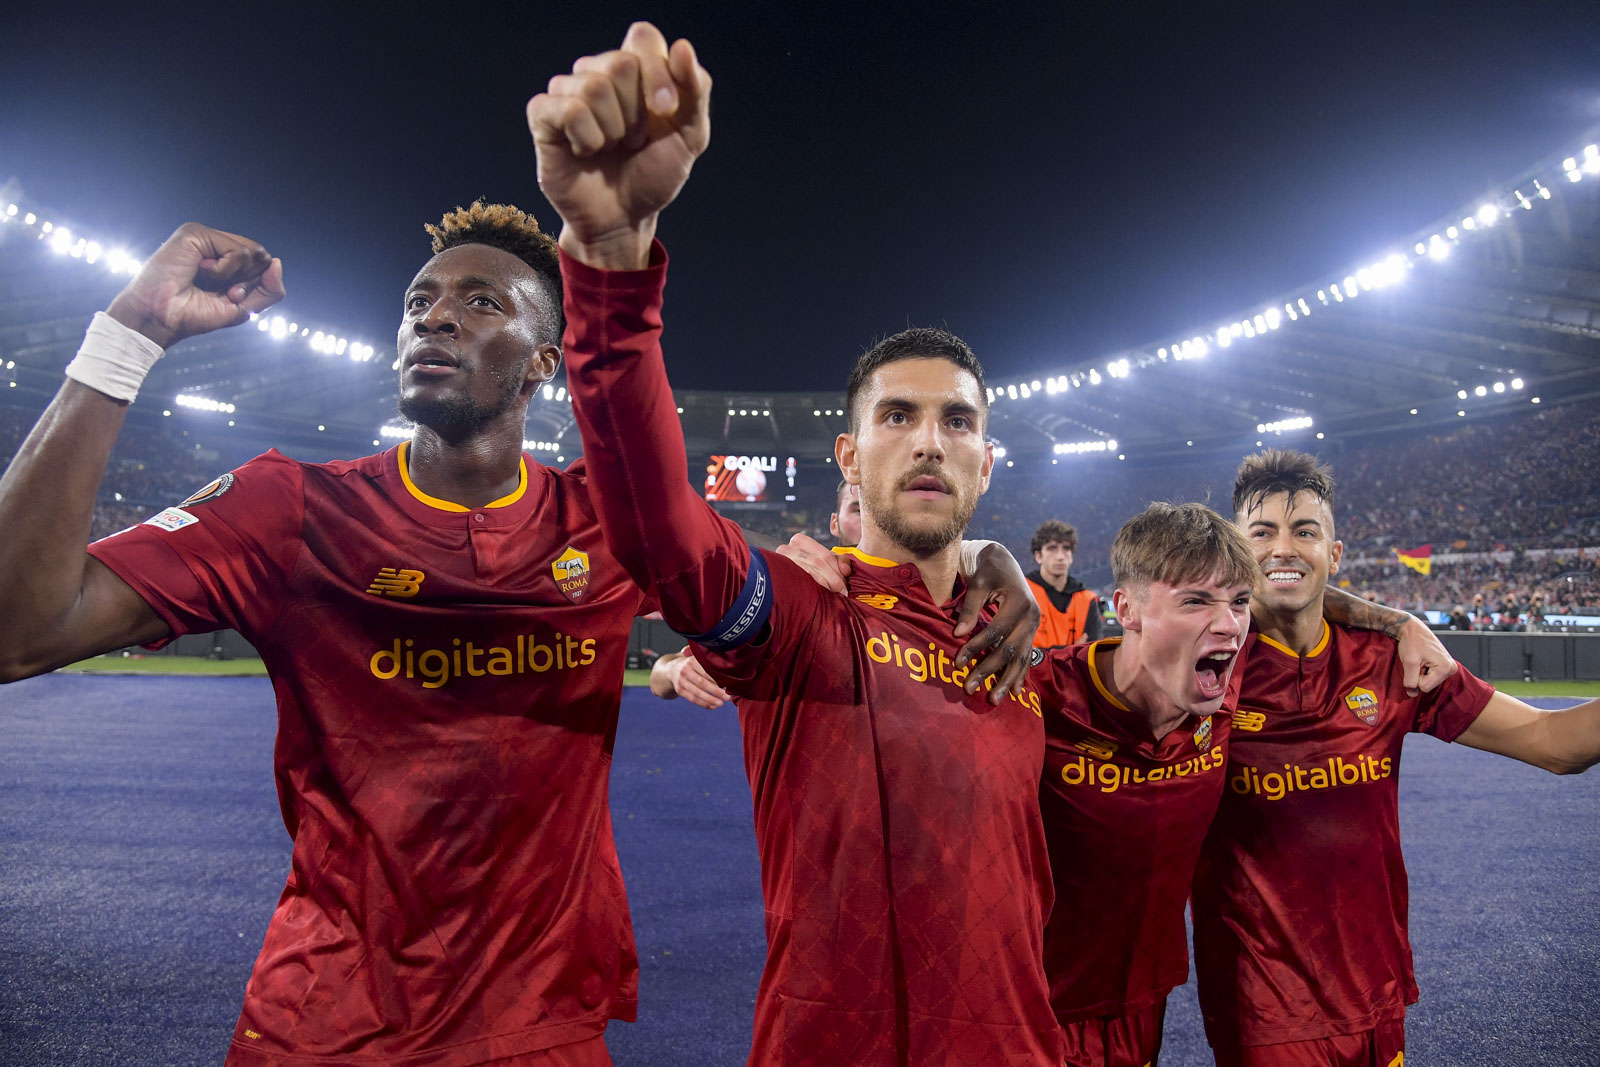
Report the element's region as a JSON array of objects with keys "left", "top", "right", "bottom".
[
  {"left": 1192, "top": 449, "right": 1600, "bottom": 1067},
  {"left": 1026, "top": 518, "right": 1104, "bottom": 648},
  {"left": 530, "top": 24, "right": 1060, "bottom": 1063},
  {"left": 1034, "top": 501, "right": 1255, "bottom": 1067},
  {"left": 0, "top": 205, "right": 1034, "bottom": 1064}
]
